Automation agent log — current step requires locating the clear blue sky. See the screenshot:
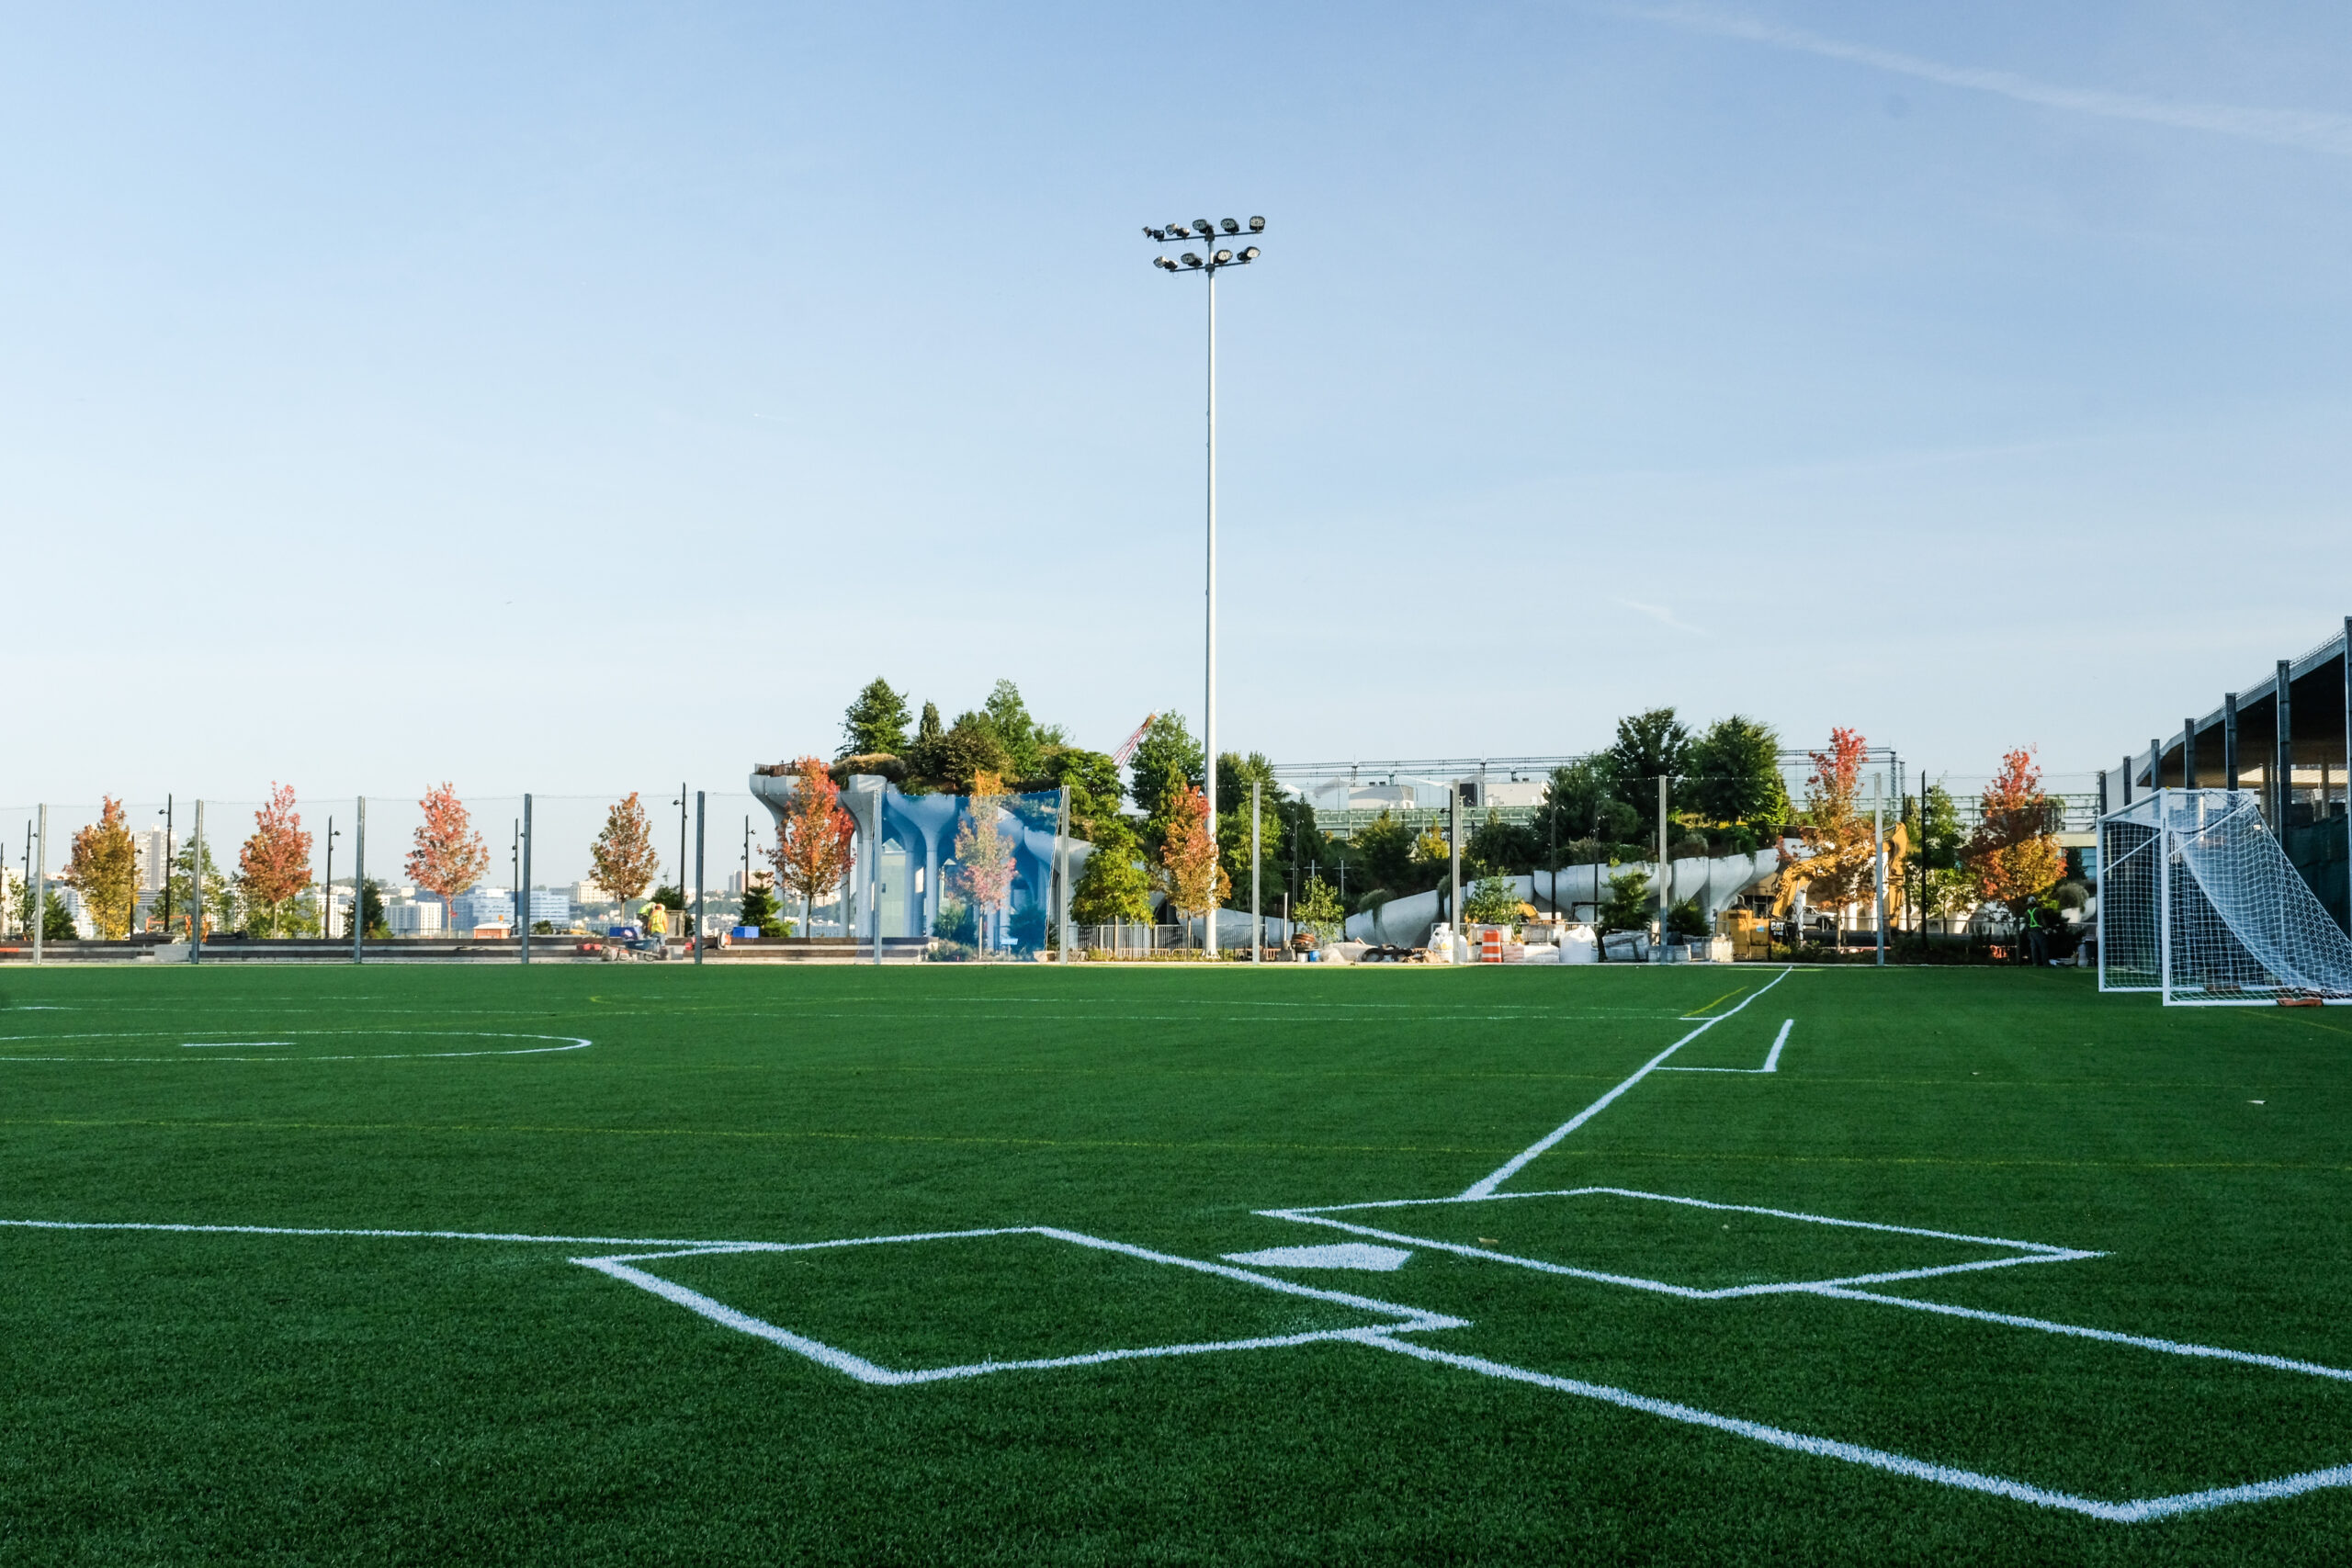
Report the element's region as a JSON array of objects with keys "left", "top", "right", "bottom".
[{"left": 7, "top": 2, "right": 2350, "bottom": 804}]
